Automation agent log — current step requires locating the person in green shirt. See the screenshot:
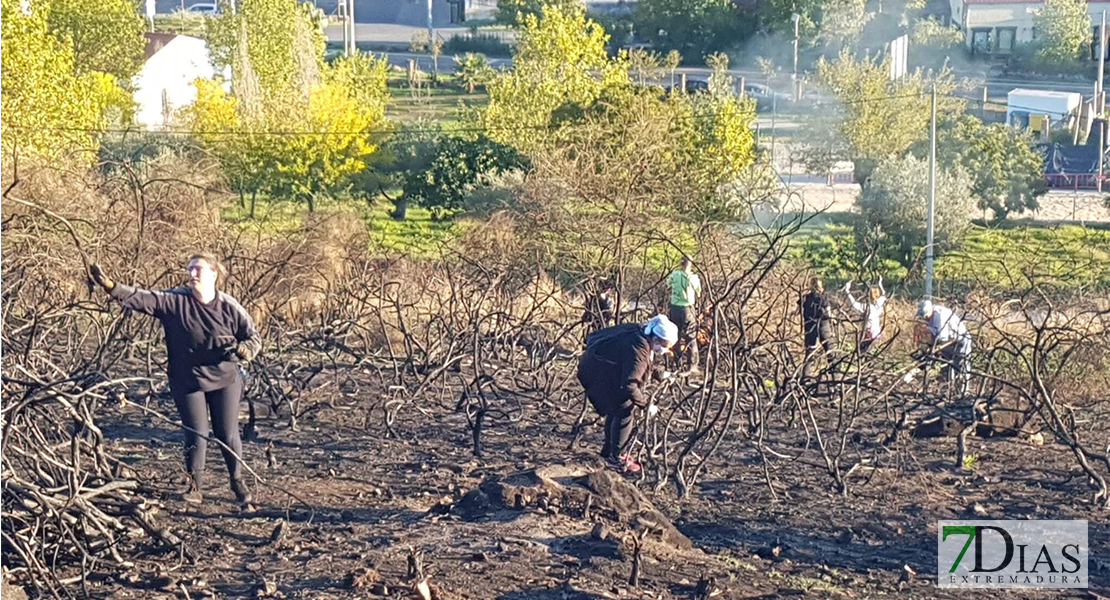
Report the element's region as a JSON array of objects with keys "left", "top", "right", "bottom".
[{"left": 667, "top": 256, "right": 702, "bottom": 372}]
